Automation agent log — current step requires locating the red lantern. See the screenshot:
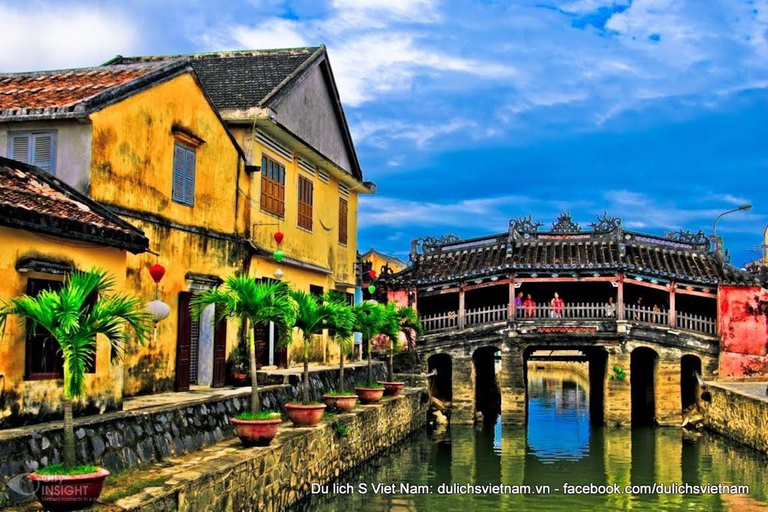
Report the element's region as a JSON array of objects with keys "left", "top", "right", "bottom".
[
  {"left": 367, "top": 269, "right": 376, "bottom": 279},
  {"left": 149, "top": 264, "right": 166, "bottom": 284},
  {"left": 274, "top": 231, "right": 284, "bottom": 245}
]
